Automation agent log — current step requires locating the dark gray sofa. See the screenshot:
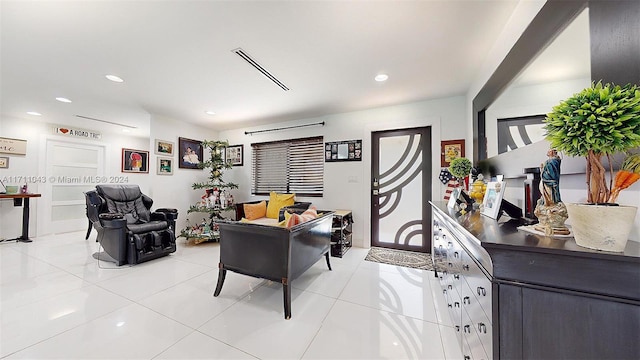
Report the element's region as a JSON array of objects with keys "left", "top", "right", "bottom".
[{"left": 213, "top": 210, "right": 334, "bottom": 319}]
